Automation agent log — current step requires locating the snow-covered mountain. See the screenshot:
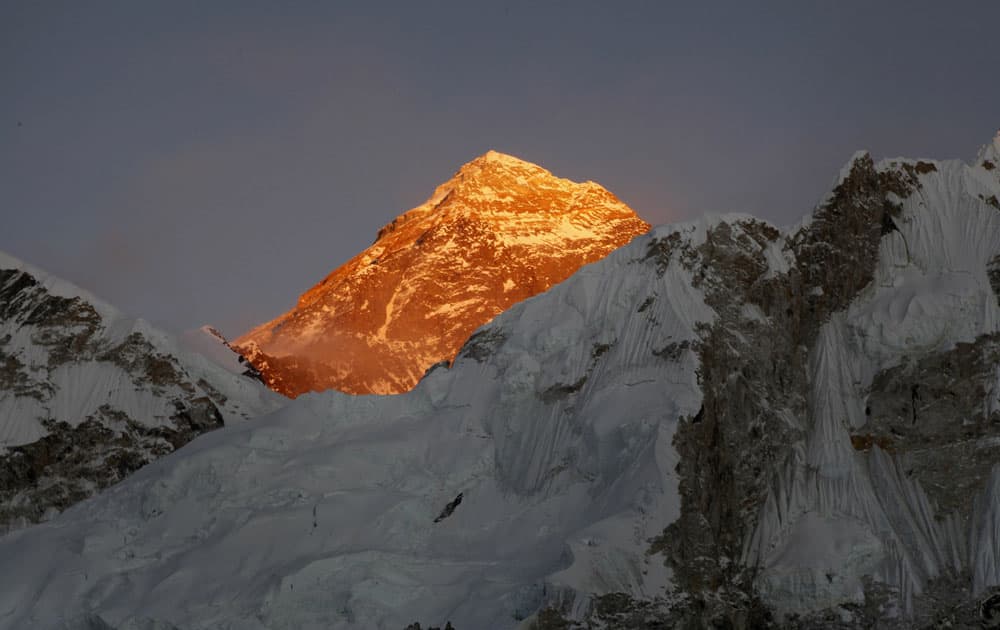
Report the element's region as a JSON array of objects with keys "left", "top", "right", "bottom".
[
  {"left": 178, "top": 325, "right": 266, "bottom": 384},
  {"left": 234, "top": 150, "right": 650, "bottom": 397},
  {"left": 0, "top": 252, "right": 283, "bottom": 533},
  {"left": 3, "top": 134, "right": 1000, "bottom": 629}
]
